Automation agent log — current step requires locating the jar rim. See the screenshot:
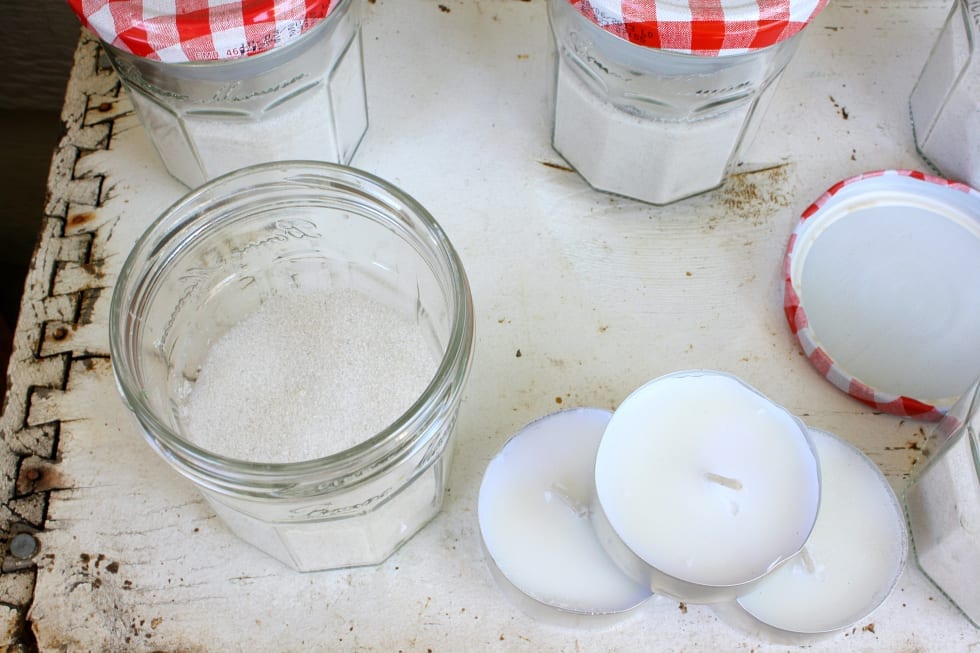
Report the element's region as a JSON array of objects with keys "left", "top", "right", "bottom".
[{"left": 108, "top": 160, "right": 474, "bottom": 495}]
